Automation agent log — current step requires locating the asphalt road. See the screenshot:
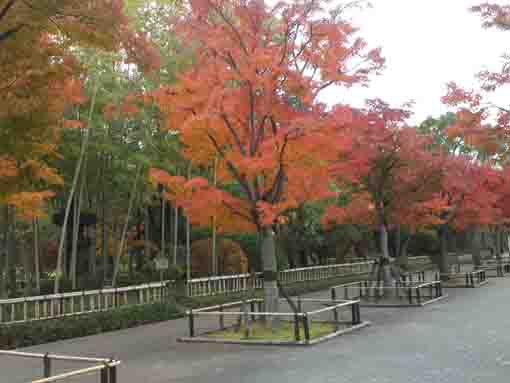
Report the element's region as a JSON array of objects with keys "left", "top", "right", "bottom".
[{"left": 2, "top": 278, "right": 510, "bottom": 383}]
